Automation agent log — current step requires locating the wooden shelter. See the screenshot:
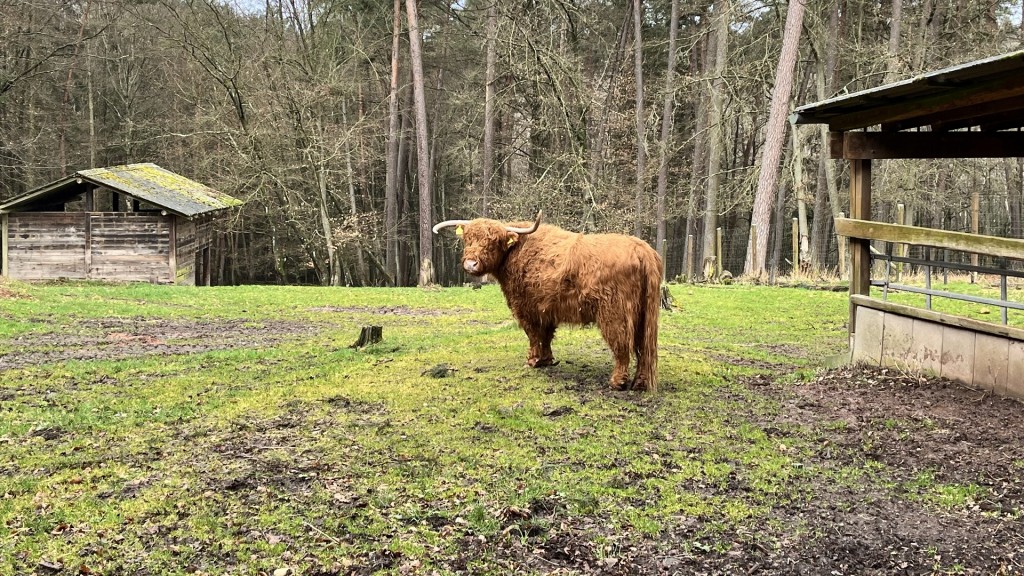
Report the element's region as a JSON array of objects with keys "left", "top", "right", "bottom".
[
  {"left": 0, "top": 163, "right": 243, "bottom": 285},
  {"left": 794, "top": 50, "right": 1024, "bottom": 400}
]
